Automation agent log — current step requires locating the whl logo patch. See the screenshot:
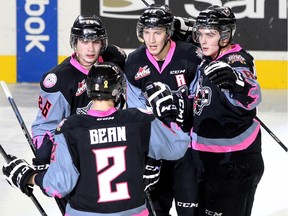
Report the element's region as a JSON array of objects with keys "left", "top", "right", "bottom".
[
  {"left": 76, "top": 79, "right": 87, "bottom": 96},
  {"left": 135, "top": 65, "right": 151, "bottom": 80}
]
